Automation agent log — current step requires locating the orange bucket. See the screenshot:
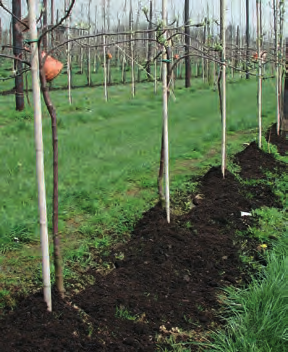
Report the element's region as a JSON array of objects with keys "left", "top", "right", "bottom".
[{"left": 41, "top": 52, "right": 63, "bottom": 82}]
